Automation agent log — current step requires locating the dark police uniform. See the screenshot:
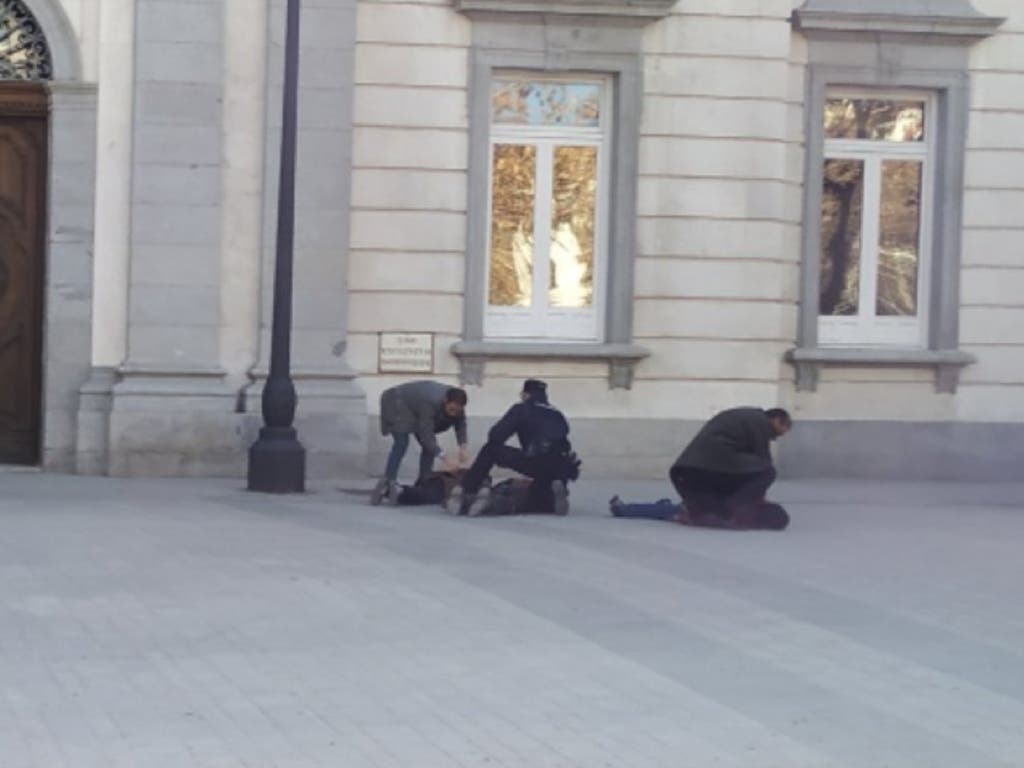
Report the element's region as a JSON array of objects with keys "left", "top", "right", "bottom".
[{"left": 456, "top": 382, "right": 575, "bottom": 514}]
